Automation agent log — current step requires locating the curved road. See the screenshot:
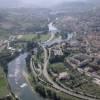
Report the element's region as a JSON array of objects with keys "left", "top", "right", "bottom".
[
  {"left": 41, "top": 23, "right": 97, "bottom": 100},
  {"left": 42, "top": 45, "right": 96, "bottom": 100}
]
